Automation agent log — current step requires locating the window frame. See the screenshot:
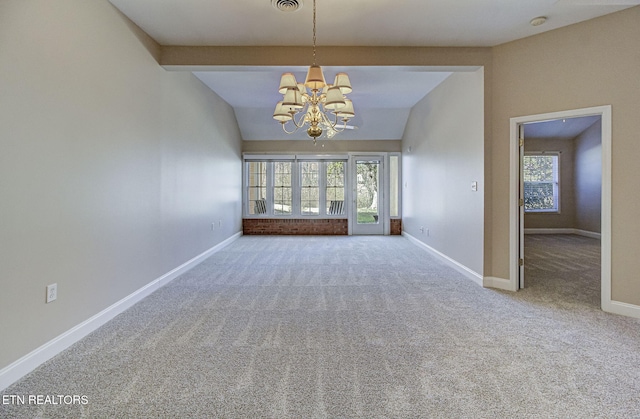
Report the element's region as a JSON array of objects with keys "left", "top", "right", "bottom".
[
  {"left": 324, "top": 160, "right": 347, "bottom": 216},
  {"left": 299, "top": 160, "right": 321, "bottom": 216},
  {"left": 389, "top": 152, "right": 402, "bottom": 219},
  {"left": 243, "top": 154, "right": 348, "bottom": 218},
  {"left": 523, "top": 152, "right": 561, "bottom": 214},
  {"left": 273, "top": 160, "right": 294, "bottom": 216}
]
